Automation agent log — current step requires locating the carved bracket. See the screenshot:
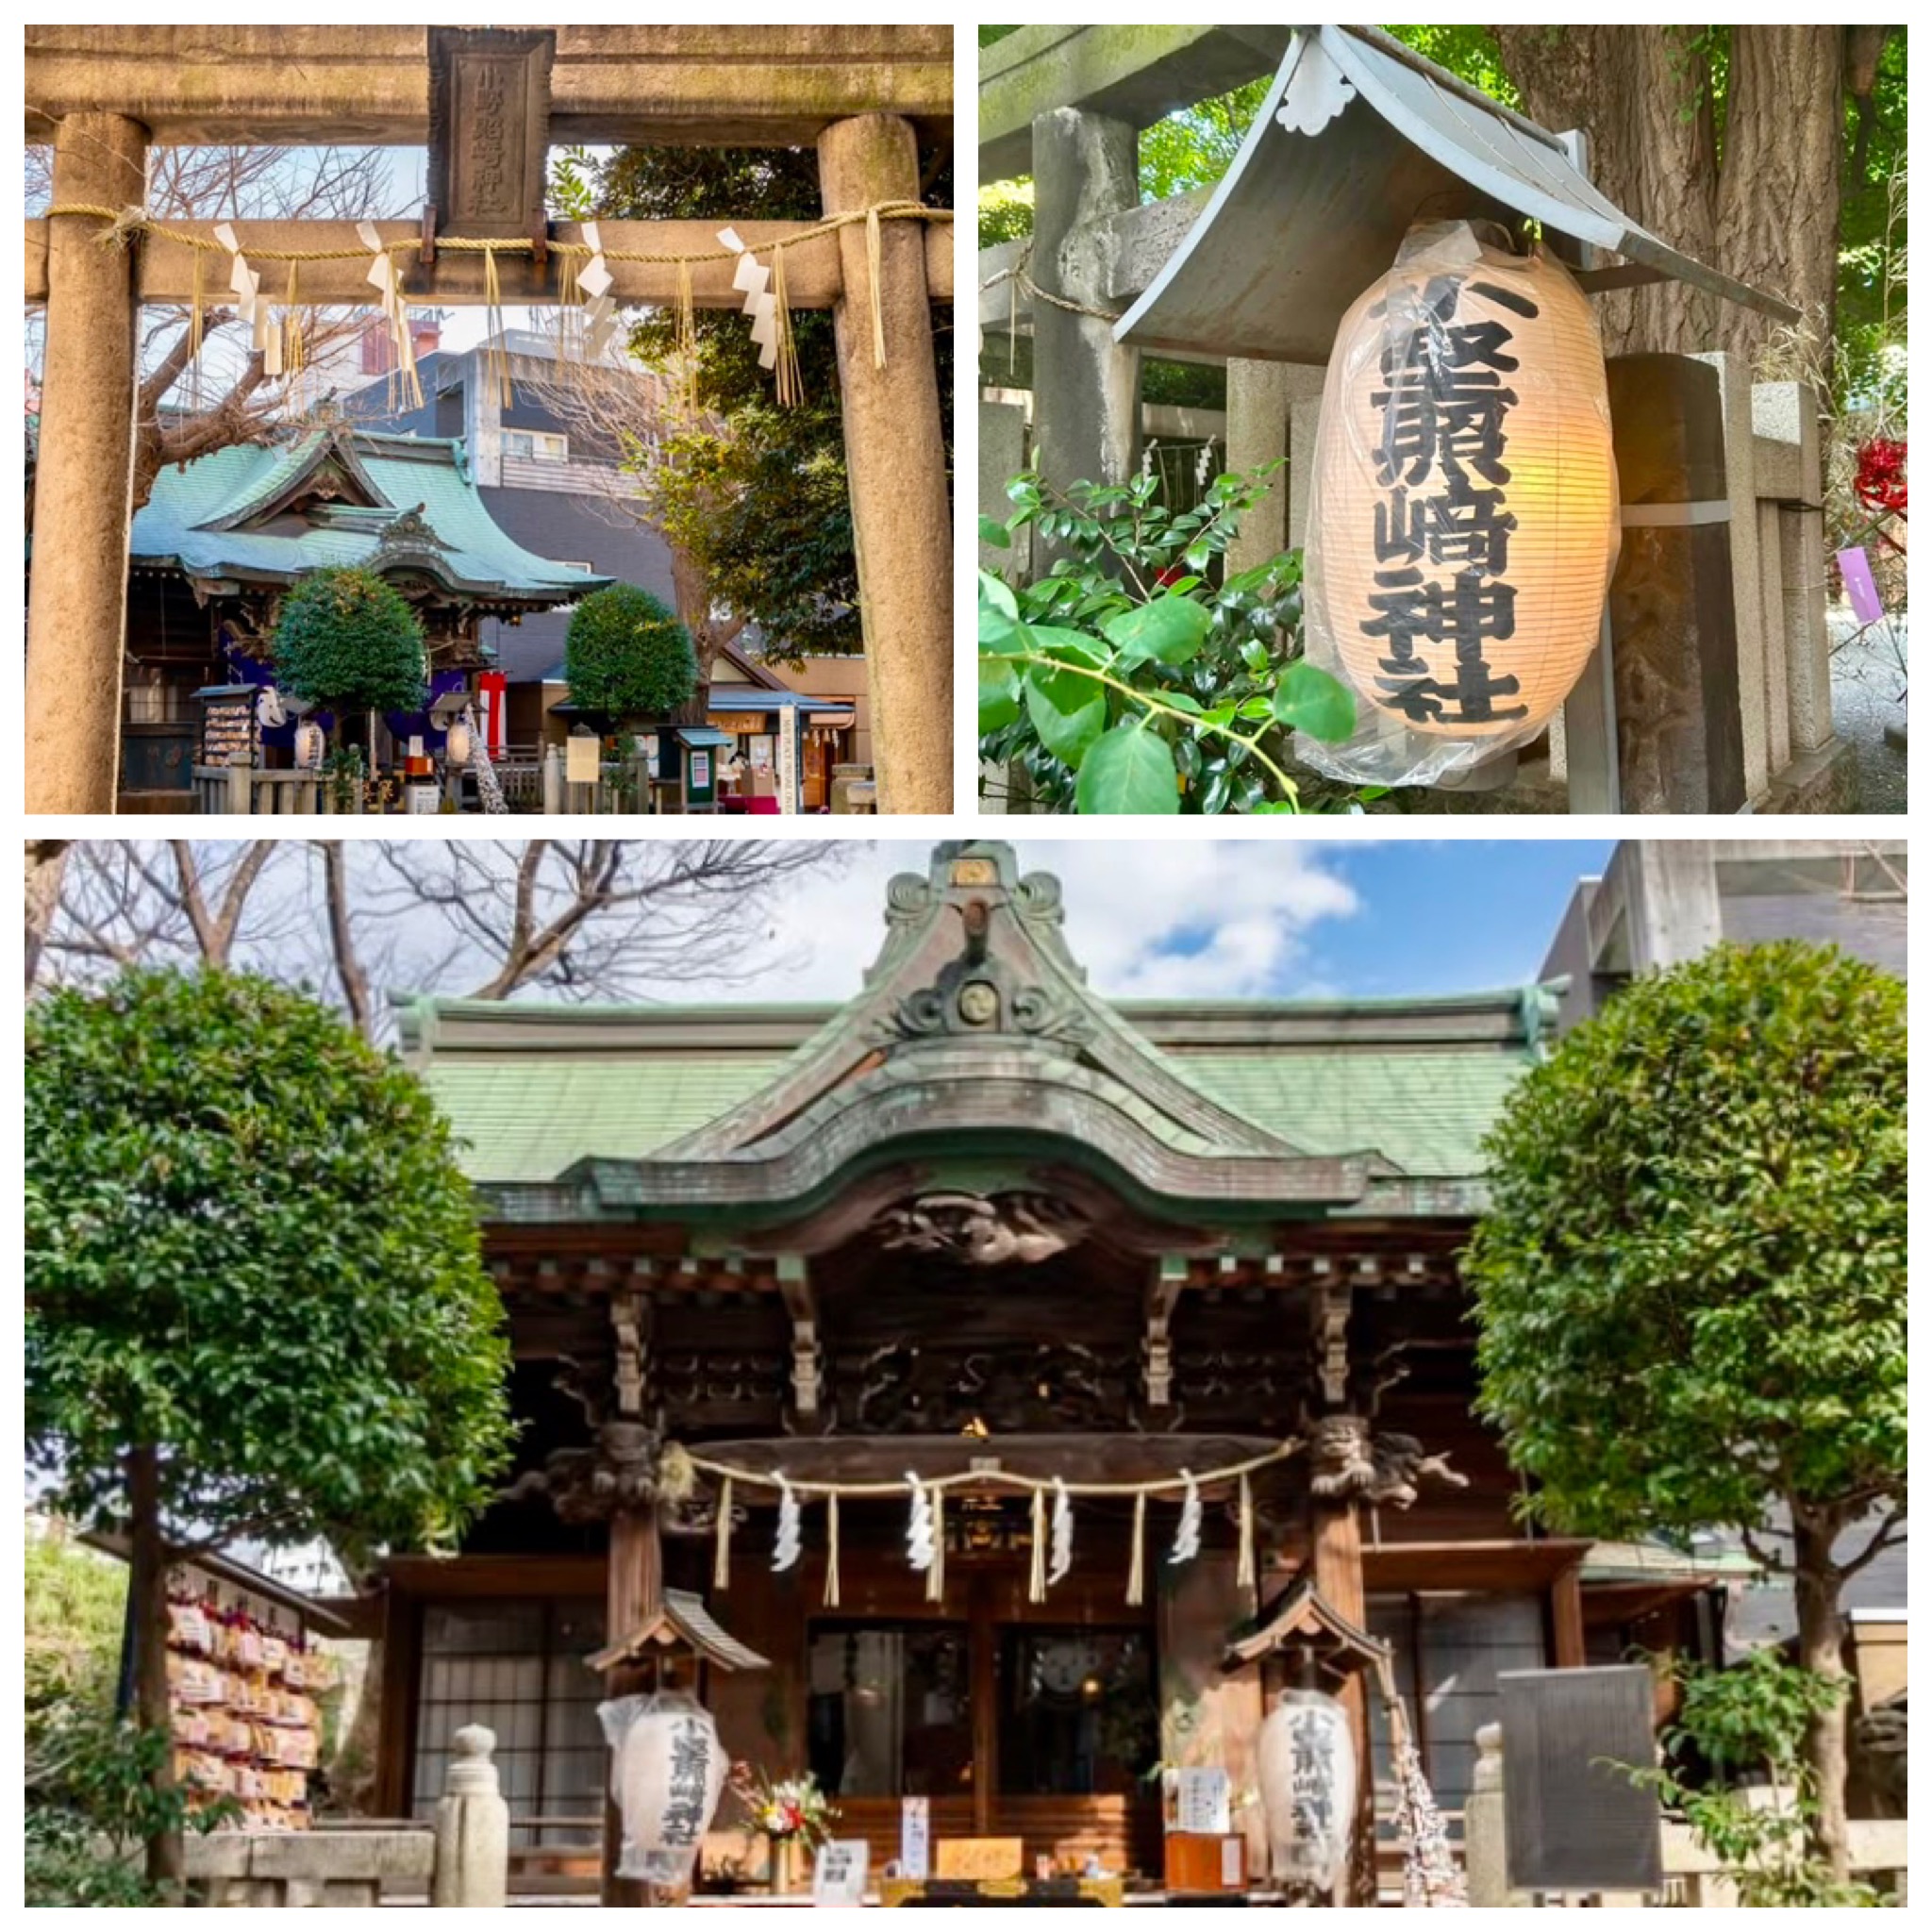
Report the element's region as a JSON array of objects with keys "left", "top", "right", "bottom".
[
  {"left": 1307, "top": 1414, "right": 1469, "bottom": 1510},
  {"left": 874, "top": 1191, "right": 1087, "bottom": 1266}
]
